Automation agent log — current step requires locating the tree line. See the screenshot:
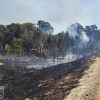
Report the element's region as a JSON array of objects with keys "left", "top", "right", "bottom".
[{"left": 0, "top": 20, "right": 70, "bottom": 58}]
